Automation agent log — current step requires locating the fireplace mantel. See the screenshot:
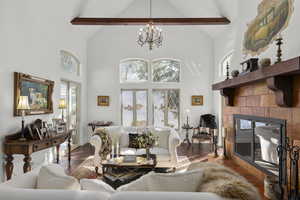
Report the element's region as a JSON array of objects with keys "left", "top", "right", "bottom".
[{"left": 212, "top": 56, "right": 300, "bottom": 107}]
